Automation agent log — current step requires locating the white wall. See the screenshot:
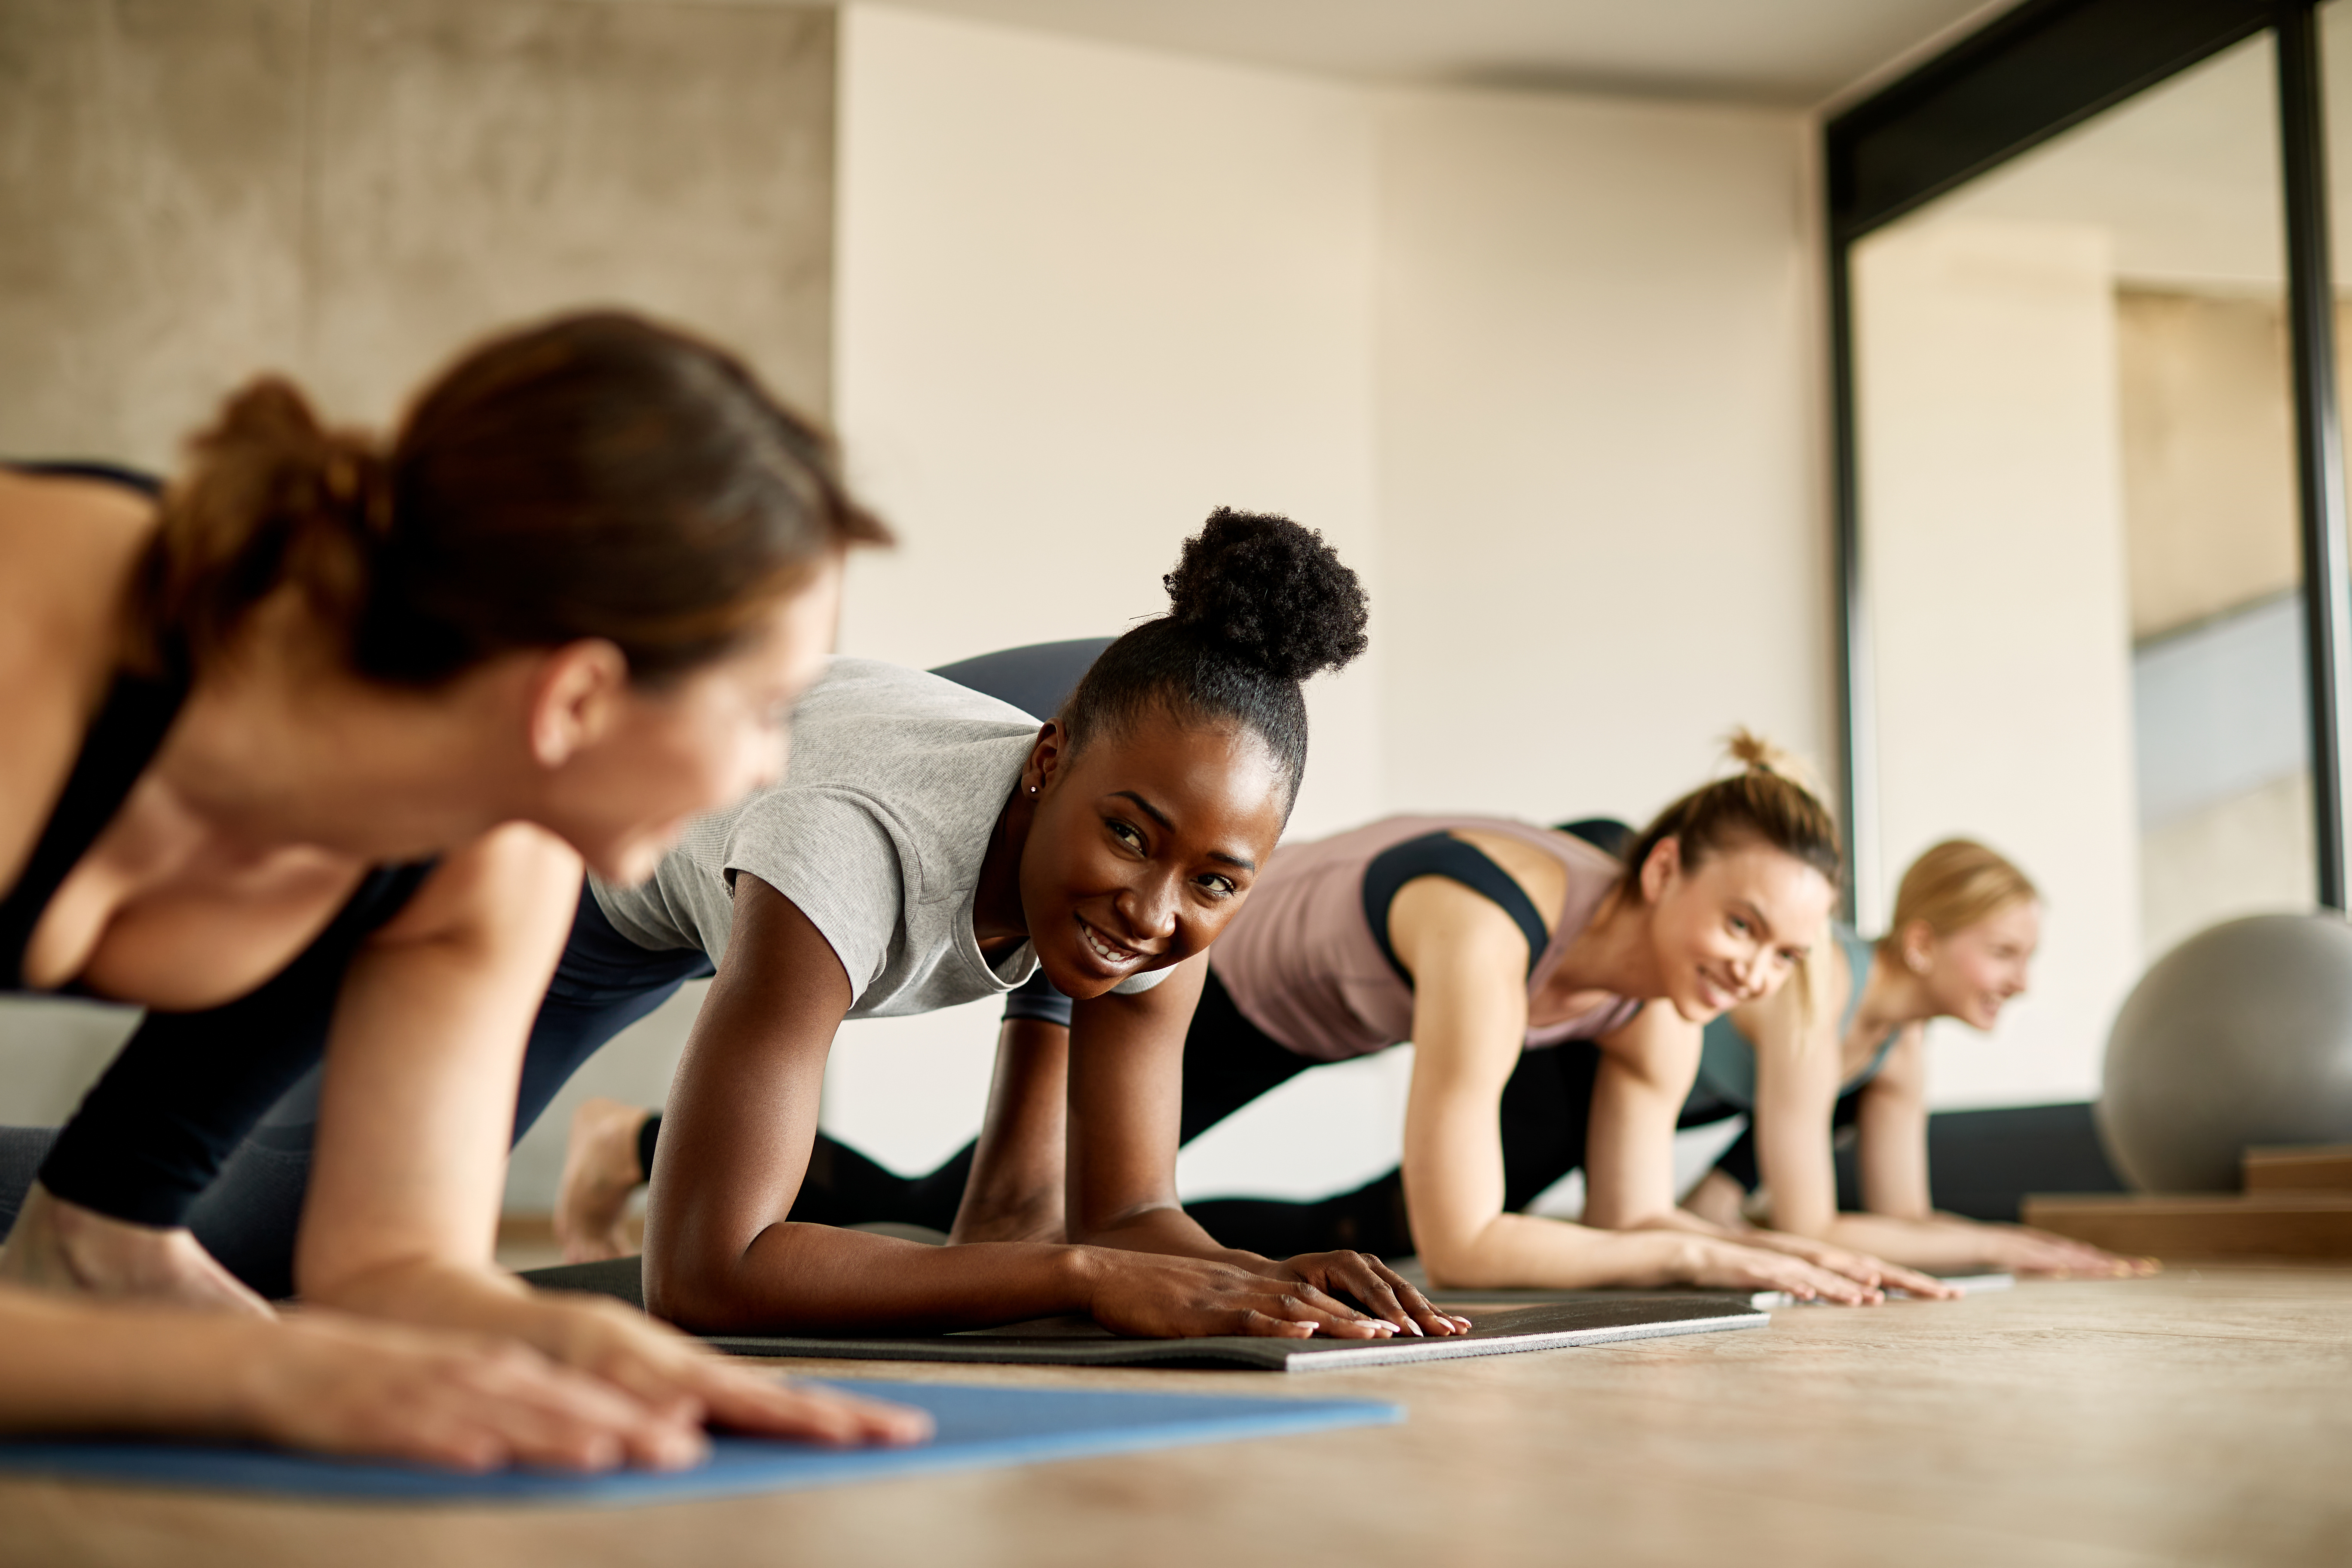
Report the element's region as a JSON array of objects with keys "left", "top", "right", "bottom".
[
  {"left": 1854, "top": 217, "right": 2144, "bottom": 1108},
  {"left": 826, "top": 5, "right": 1387, "bottom": 1181},
  {"left": 821, "top": 6, "right": 1839, "bottom": 1190},
  {"left": 1374, "top": 86, "right": 1830, "bottom": 829}
]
